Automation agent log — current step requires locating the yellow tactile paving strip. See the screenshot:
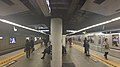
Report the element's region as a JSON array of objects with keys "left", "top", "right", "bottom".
[
  {"left": 0, "top": 52, "right": 25, "bottom": 66},
  {"left": 0, "top": 44, "right": 40, "bottom": 66},
  {"left": 72, "top": 44, "right": 120, "bottom": 67}
]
